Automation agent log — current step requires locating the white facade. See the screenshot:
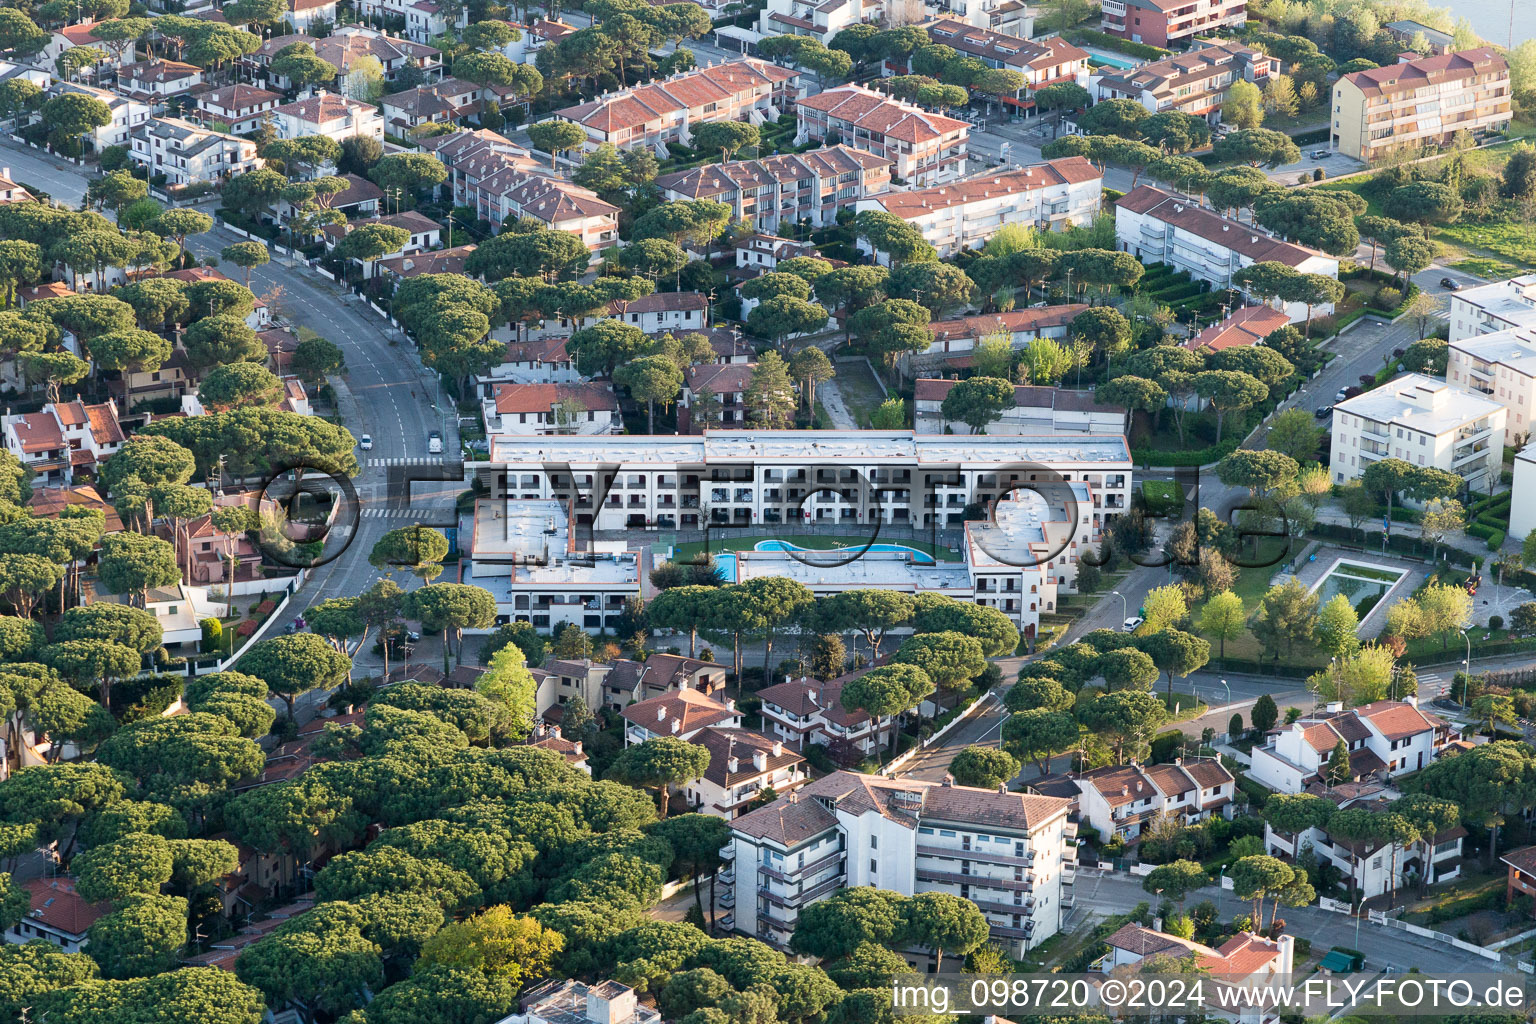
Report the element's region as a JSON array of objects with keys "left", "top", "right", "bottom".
[
  {"left": 914, "top": 381, "right": 1125, "bottom": 435},
  {"left": 728, "top": 772, "right": 1073, "bottom": 955},
  {"left": 271, "top": 92, "right": 385, "bottom": 148},
  {"left": 1512, "top": 443, "right": 1536, "bottom": 544},
  {"left": 47, "top": 81, "right": 149, "bottom": 151},
  {"left": 1445, "top": 325, "right": 1536, "bottom": 445},
  {"left": 1449, "top": 275, "right": 1536, "bottom": 342},
  {"left": 1329, "top": 373, "right": 1505, "bottom": 492},
  {"left": 757, "top": 673, "right": 896, "bottom": 757},
  {"left": 130, "top": 117, "right": 260, "bottom": 186},
  {"left": 481, "top": 382, "right": 620, "bottom": 436},
  {"left": 1072, "top": 758, "right": 1235, "bottom": 844},
  {"left": 1114, "top": 185, "right": 1340, "bottom": 323},
  {"left": 854, "top": 158, "right": 1102, "bottom": 260},
  {"left": 1248, "top": 699, "right": 1449, "bottom": 795},
  {"left": 356, "top": 0, "right": 458, "bottom": 42}
]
